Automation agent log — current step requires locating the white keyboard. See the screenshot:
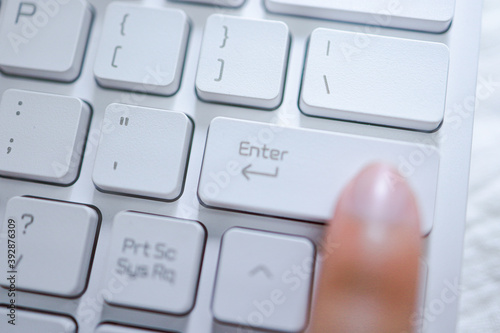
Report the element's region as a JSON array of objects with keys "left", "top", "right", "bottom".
[{"left": 0, "top": 1, "right": 482, "bottom": 333}]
